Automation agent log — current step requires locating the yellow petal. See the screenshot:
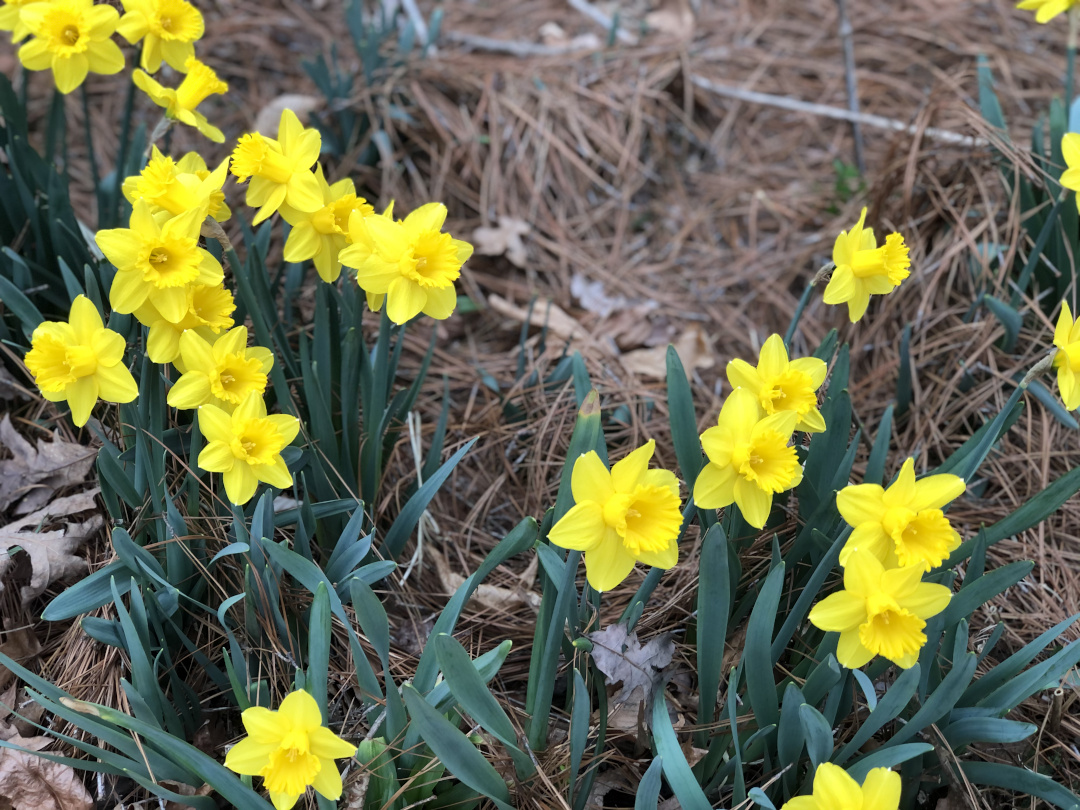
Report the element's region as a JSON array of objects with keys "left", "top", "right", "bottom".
[
  {"left": 403, "top": 202, "right": 448, "bottom": 238},
  {"left": 1055, "top": 300, "right": 1074, "bottom": 347},
  {"left": 385, "top": 277, "right": 426, "bottom": 325},
  {"left": 268, "top": 790, "right": 301, "bottom": 810},
  {"left": 67, "top": 375, "right": 98, "bottom": 427},
  {"left": 95, "top": 363, "right": 138, "bottom": 404},
  {"left": 842, "top": 549, "right": 883, "bottom": 597},
  {"left": 284, "top": 222, "right": 319, "bottom": 262},
  {"left": 168, "top": 372, "right": 211, "bottom": 410},
  {"left": 421, "top": 284, "right": 457, "bottom": 320},
  {"left": 18, "top": 39, "right": 51, "bottom": 70},
  {"left": 726, "top": 357, "right": 761, "bottom": 394},
  {"left": 909, "top": 473, "right": 965, "bottom": 513},
  {"left": 582, "top": 536, "right": 636, "bottom": 592},
  {"left": 846, "top": 286, "right": 871, "bottom": 323},
  {"left": 883, "top": 458, "right": 917, "bottom": 508},
  {"left": 718, "top": 387, "right": 760, "bottom": 437},
  {"left": 838, "top": 523, "right": 891, "bottom": 568},
  {"left": 901, "top": 582, "right": 952, "bottom": 621},
  {"left": 223, "top": 462, "right": 258, "bottom": 505},
  {"left": 693, "top": 462, "right": 736, "bottom": 509},
  {"left": 277, "top": 689, "right": 323, "bottom": 732},
  {"left": 836, "top": 627, "right": 876, "bottom": 669},
  {"left": 198, "top": 404, "right": 234, "bottom": 444},
  {"left": 789, "top": 356, "right": 828, "bottom": 388},
  {"left": 198, "top": 440, "right": 235, "bottom": 473},
  {"left": 836, "top": 483, "right": 886, "bottom": 527},
  {"left": 179, "top": 329, "right": 215, "bottom": 372},
  {"left": 86, "top": 39, "right": 124, "bottom": 75},
  {"left": 808, "top": 591, "right": 865, "bottom": 632},
  {"left": 257, "top": 457, "right": 293, "bottom": 490},
  {"left": 636, "top": 538, "right": 678, "bottom": 570},
  {"left": 223, "top": 736, "right": 277, "bottom": 775},
  {"left": 109, "top": 270, "right": 149, "bottom": 314},
  {"left": 880, "top": 564, "right": 923, "bottom": 600},
  {"left": 308, "top": 726, "right": 357, "bottom": 760},
  {"left": 285, "top": 170, "right": 324, "bottom": 214},
  {"left": 311, "top": 760, "right": 343, "bottom": 800},
  {"left": 733, "top": 477, "right": 770, "bottom": 528},
  {"left": 860, "top": 768, "right": 902, "bottom": 810},
  {"left": 610, "top": 439, "right": 654, "bottom": 493},
  {"left": 823, "top": 264, "right": 856, "bottom": 305},
  {"left": 548, "top": 502, "right": 606, "bottom": 552},
  {"left": 234, "top": 390, "right": 266, "bottom": 421},
  {"left": 52, "top": 53, "right": 89, "bottom": 94},
  {"left": 757, "top": 333, "right": 788, "bottom": 379},
  {"left": 570, "top": 451, "right": 613, "bottom": 504},
  {"left": 813, "top": 762, "right": 863, "bottom": 807},
  {"left": 212, "top": 326, "right": 249, "bottom": 359},
  {"left": 266, "top": 414, "right": 300, "bottom": 445}
]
